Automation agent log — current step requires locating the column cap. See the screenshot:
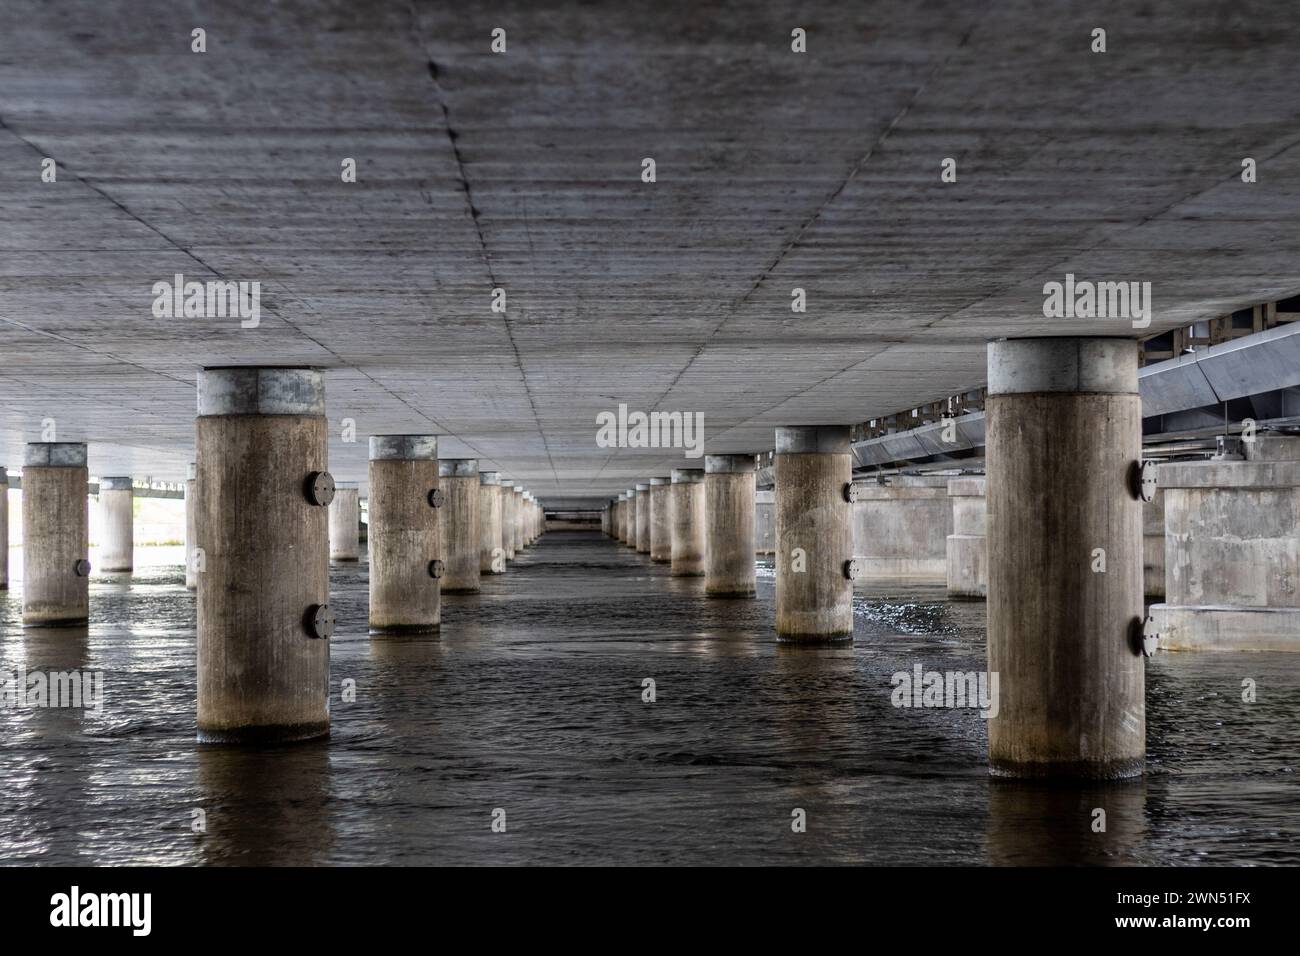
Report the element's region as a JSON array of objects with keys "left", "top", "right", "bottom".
[
  {"left": 513, "top": 485, "right": 524, "bottom": 493},
  {"left": 480, "top": 471, "right": 501, "bottom": 486},
  {"left": 649, "top": 476, "right": 670, "bottom": 486},
  {"left": 705, "top": 454, "right": 756, "bottom": 474},
  {"left": 987, "top": 337, "right": 1138, "bottom": 395},
  {"left": 671, "top": 468, "right": 705, "bottom": 484},
  {"left": 775, "top": 425, "right": 851, "bottom": 454},
  {"left": 99, "top": 476, "right": 133, "bottom": 491},
  {"left": 24, "top": 442, "right": 87, "bottom": 467},
  {"left": 198, "top": 366, "right": 325, "bottom": 416},
  {"left": 369, "top": 435, "right": 438, "bottom": 461},
  {"left": 438, "top": 458, "right": 479, "bottom": 477},
  {"left": 635, "top": 482, "right": 650, "bottom": 492}
]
